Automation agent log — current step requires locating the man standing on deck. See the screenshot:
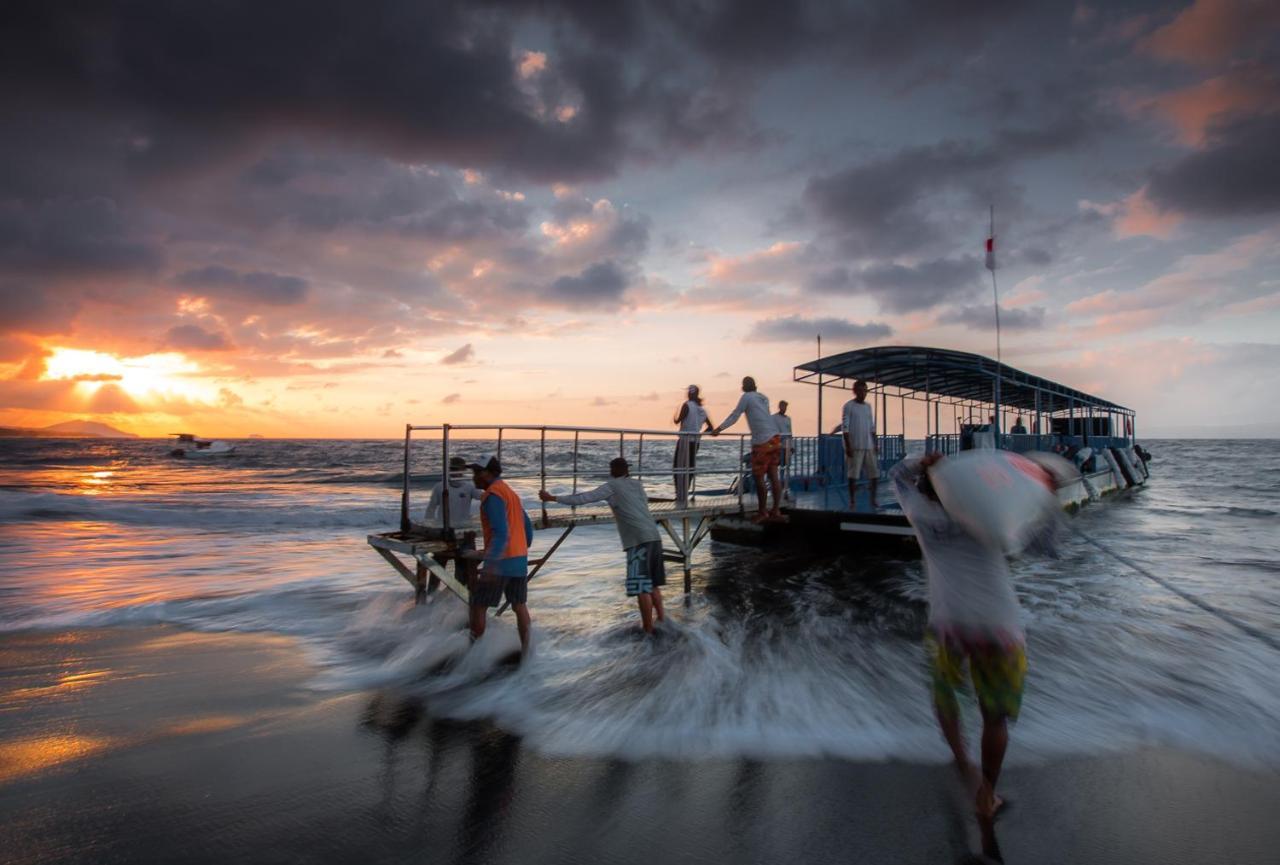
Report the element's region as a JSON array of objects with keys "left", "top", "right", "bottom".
[
  {"left": 842, "top": 380, "right": 879, "bottom": 510},
  {"left": 773, "top": 400, "right": 794, "bottom": 504},
  {"left": 465, "top": 455, "right": 534, "bottom": 654},
  {"left": 1010, "top": 416, "right": 1028, "bottom": 435},
  {"left": 426, "top": 456, "right": 483, "bottom": 525},
  {"left": 891, "top": 453, "right": 1026, "bottom": 821},
  {"left": 538, "top": 457, "right": 666, "bottom": 633},
  {"left": 712, "top": 376, "right": 783, "bottom": 521},
  {"left": 673, "top": 384, "right": 714, "bottom": 505}
]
